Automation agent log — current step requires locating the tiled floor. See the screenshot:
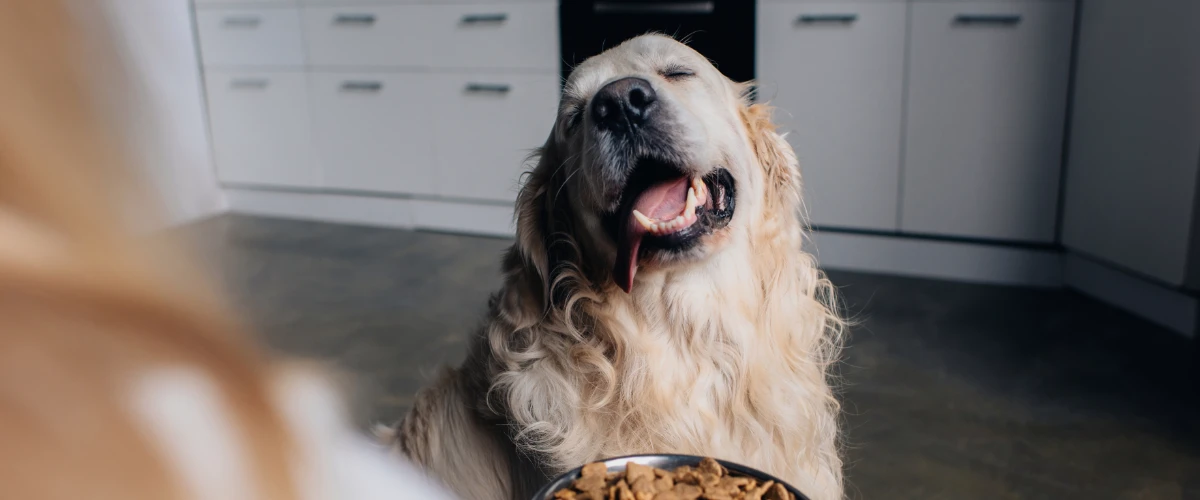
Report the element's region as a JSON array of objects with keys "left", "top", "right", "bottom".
[{"left": 188, "top": 215, "right": 1200, "bottom": 499}]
